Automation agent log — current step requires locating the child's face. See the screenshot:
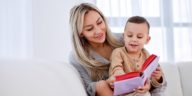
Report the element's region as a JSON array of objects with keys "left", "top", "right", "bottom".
[{"left": 124, "top": 22, "right": 150, "bottom": 53}]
